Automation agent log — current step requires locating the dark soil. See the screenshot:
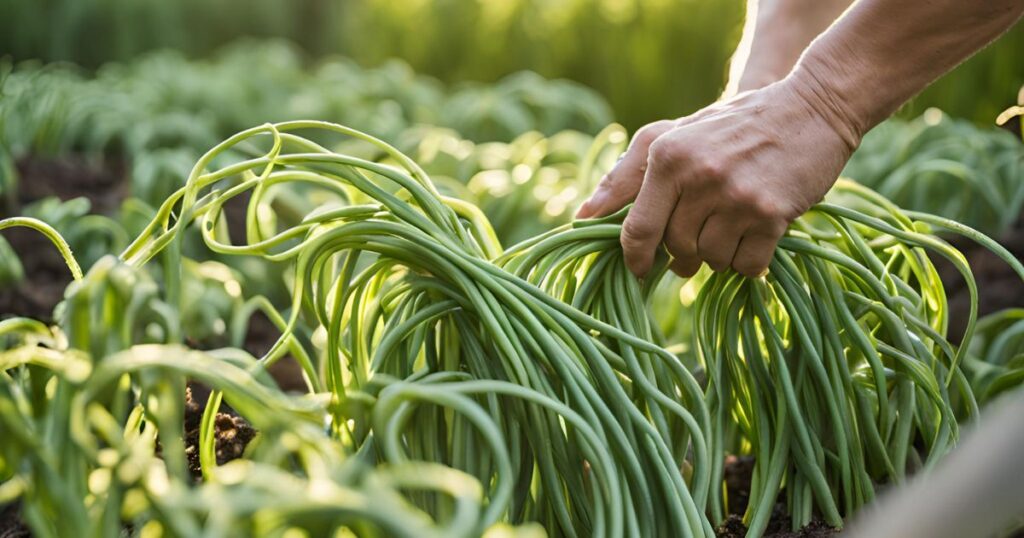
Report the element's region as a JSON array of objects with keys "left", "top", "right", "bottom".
[
  {"left": 12, "top": 155, "right": 126, "bottom": 216},
  {"left": 0, "top": 502, "right": 30, "bottom": 538},
  {"left": 243, "top": 311, "right": 308, "bottom": 393},
  {"left": 716, "top": 514, "right": 839, "bottom": 538},
  {"left": 183, "top": 385, "right": 257, "bottom": 479},
  {"left": 0, "top": 225, "right": 71, "bottom": 321},
  {"left": 724, "top": 455, "right": 756, "bottom": 516},
  {"left": 0, "top": 155, "right": 126, "bottom": 321},
  {"left": 937, "top": 212, "right": 1024, "bottom": 342},
  {"left": 717, "top": 455, "right": 841, "bottom": 538}
]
